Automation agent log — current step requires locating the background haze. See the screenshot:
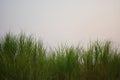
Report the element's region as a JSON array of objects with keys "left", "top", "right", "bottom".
[{"left": 0, "top": 0, "right": 120, "bottom": 48}]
